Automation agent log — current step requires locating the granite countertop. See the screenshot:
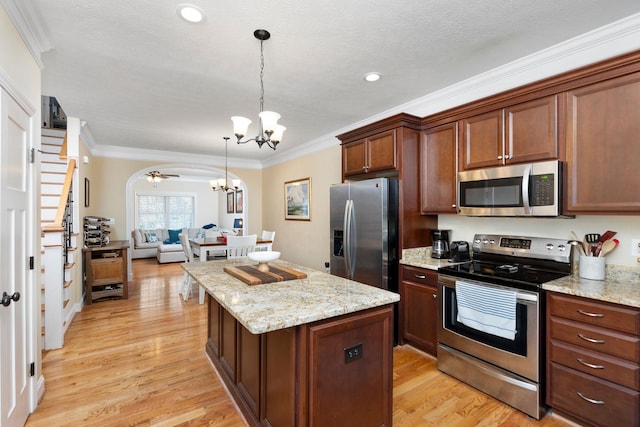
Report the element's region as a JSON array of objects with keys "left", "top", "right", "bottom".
[
  {"left": 183, "top": 259, "right": 400, "bottom": 334},
  {"left": 542, "top": 265, "right": 640, "bottom": 308},
  {"left": 400, "top": 247, "right": 463, "bottom": 270}
]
